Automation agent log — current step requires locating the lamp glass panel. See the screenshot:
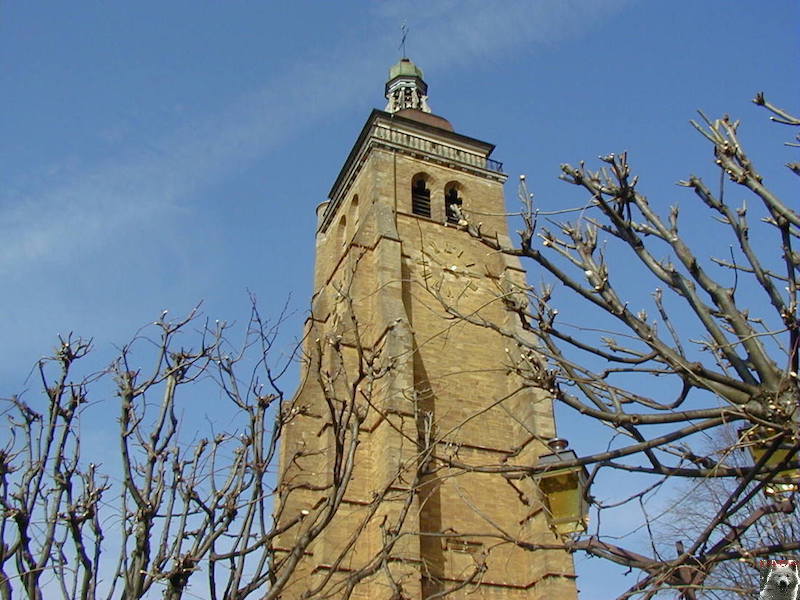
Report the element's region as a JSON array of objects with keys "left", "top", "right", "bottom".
[
  {"left": 539, "top": 471, "right": 587, "bottom": 534},
  {"left": 749, "top": 445, "right": 800, "bottom": 495}
]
